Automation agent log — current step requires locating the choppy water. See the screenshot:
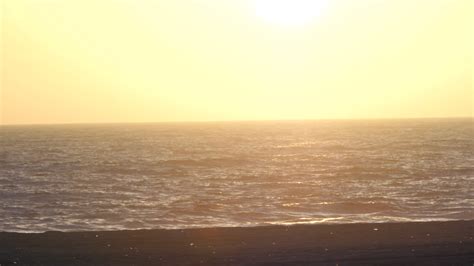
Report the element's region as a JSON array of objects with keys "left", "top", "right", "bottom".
[{"left": 0, "top": 119, "right": 473, "bottom": 232}]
